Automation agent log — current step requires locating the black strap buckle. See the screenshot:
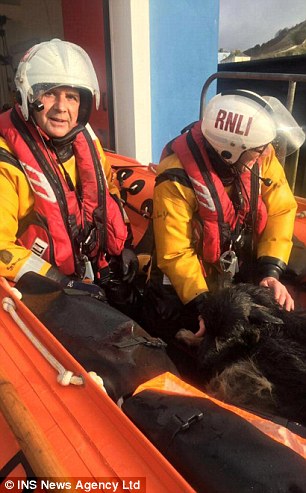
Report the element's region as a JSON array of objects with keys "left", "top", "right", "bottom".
[
  {"left": 174, "top": 408, "right": 204, "bottom": 431},
  {"left": 113, "top": 336, "right": 167, "bottom": 349},
  {"left": 162, "top": 407, "right": 204, "bottom": 452}
]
